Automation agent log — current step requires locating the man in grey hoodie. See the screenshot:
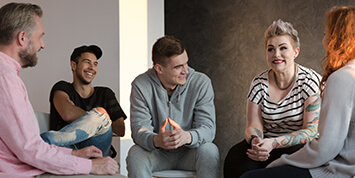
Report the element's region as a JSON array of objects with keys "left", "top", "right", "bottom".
[{"left": 126, "top": 35, "right": 219, "bottom": 178}]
